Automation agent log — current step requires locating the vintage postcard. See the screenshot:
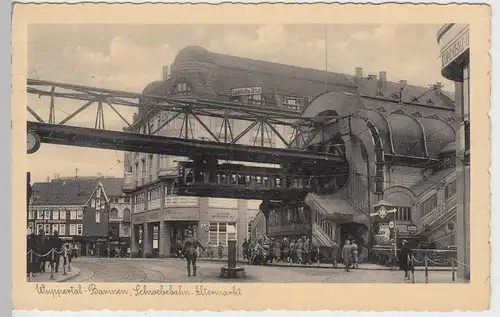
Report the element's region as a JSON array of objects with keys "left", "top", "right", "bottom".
[{"left": 11, "top": 2, "right": 490, "bottom": 312}]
